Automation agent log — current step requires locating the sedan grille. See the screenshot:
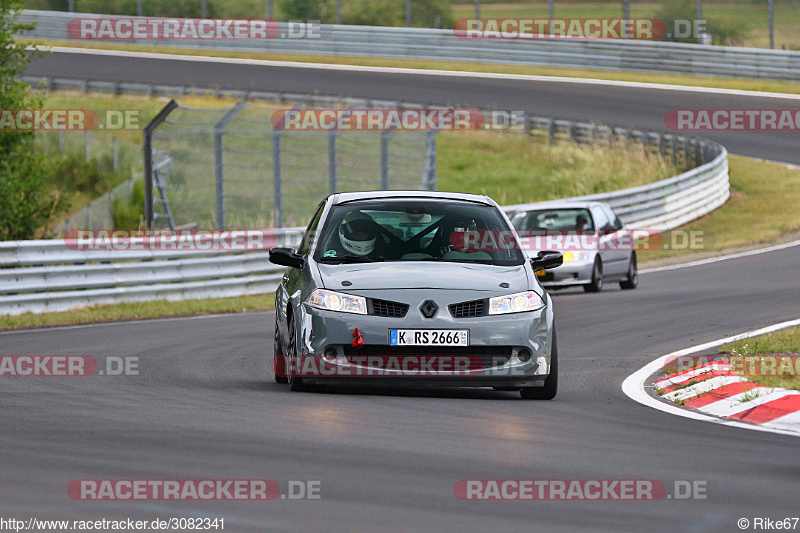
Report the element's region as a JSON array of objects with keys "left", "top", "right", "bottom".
[
  {"left": 448, "top": 299, "right": 487, "bottom": 318},
  {"left": 368, "top": 298, "right": 409, "bottom": 318},
  {"left": 343, "top": 345, "right": 512, "bottom": 369}
]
